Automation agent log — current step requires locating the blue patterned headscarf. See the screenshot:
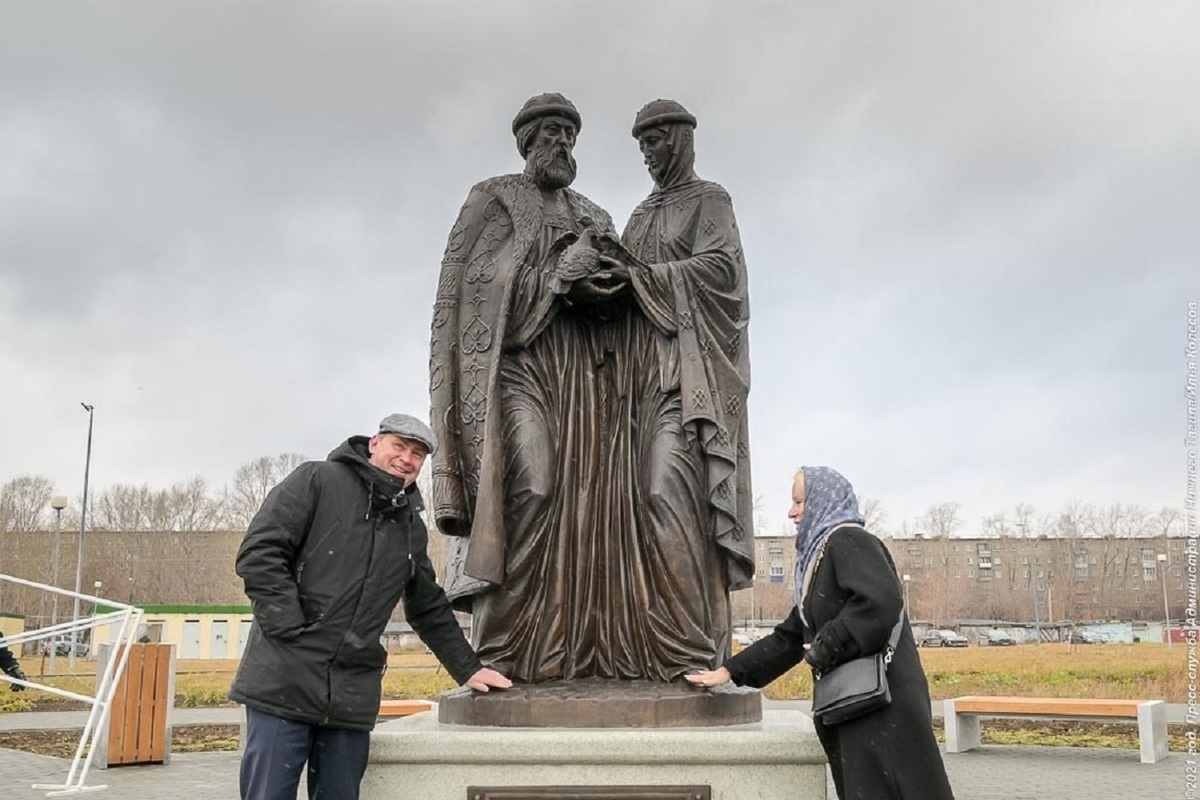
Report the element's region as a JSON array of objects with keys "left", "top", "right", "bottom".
[{"left": 793, "top": 466, "right": 865, "bottom": 624}]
